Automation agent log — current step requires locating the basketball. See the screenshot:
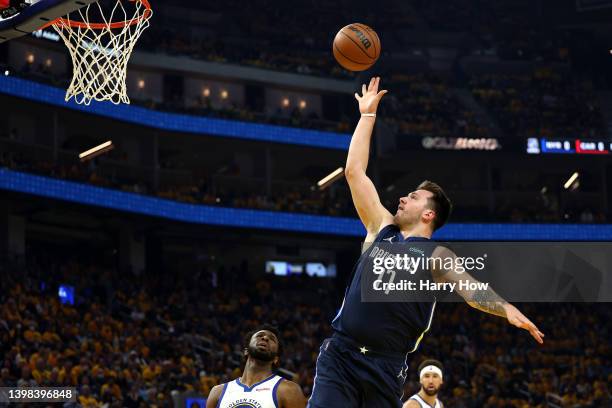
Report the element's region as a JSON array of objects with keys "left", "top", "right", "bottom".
[{"left": 333, "top": 23, "right": 381, "bottom": 71}]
